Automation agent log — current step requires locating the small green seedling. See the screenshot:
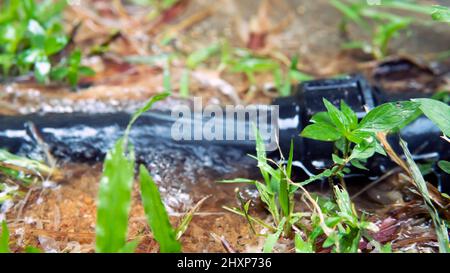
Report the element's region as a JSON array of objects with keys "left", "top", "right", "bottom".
[
  {"left": 96, "top": 92, "right": 170, "bottom": 253},
  {"left": 0, "top": 0, "right": 93, "bottom": 87},
  {"left": 51, "top": 49, "right": 95, "bottom": 89}
]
